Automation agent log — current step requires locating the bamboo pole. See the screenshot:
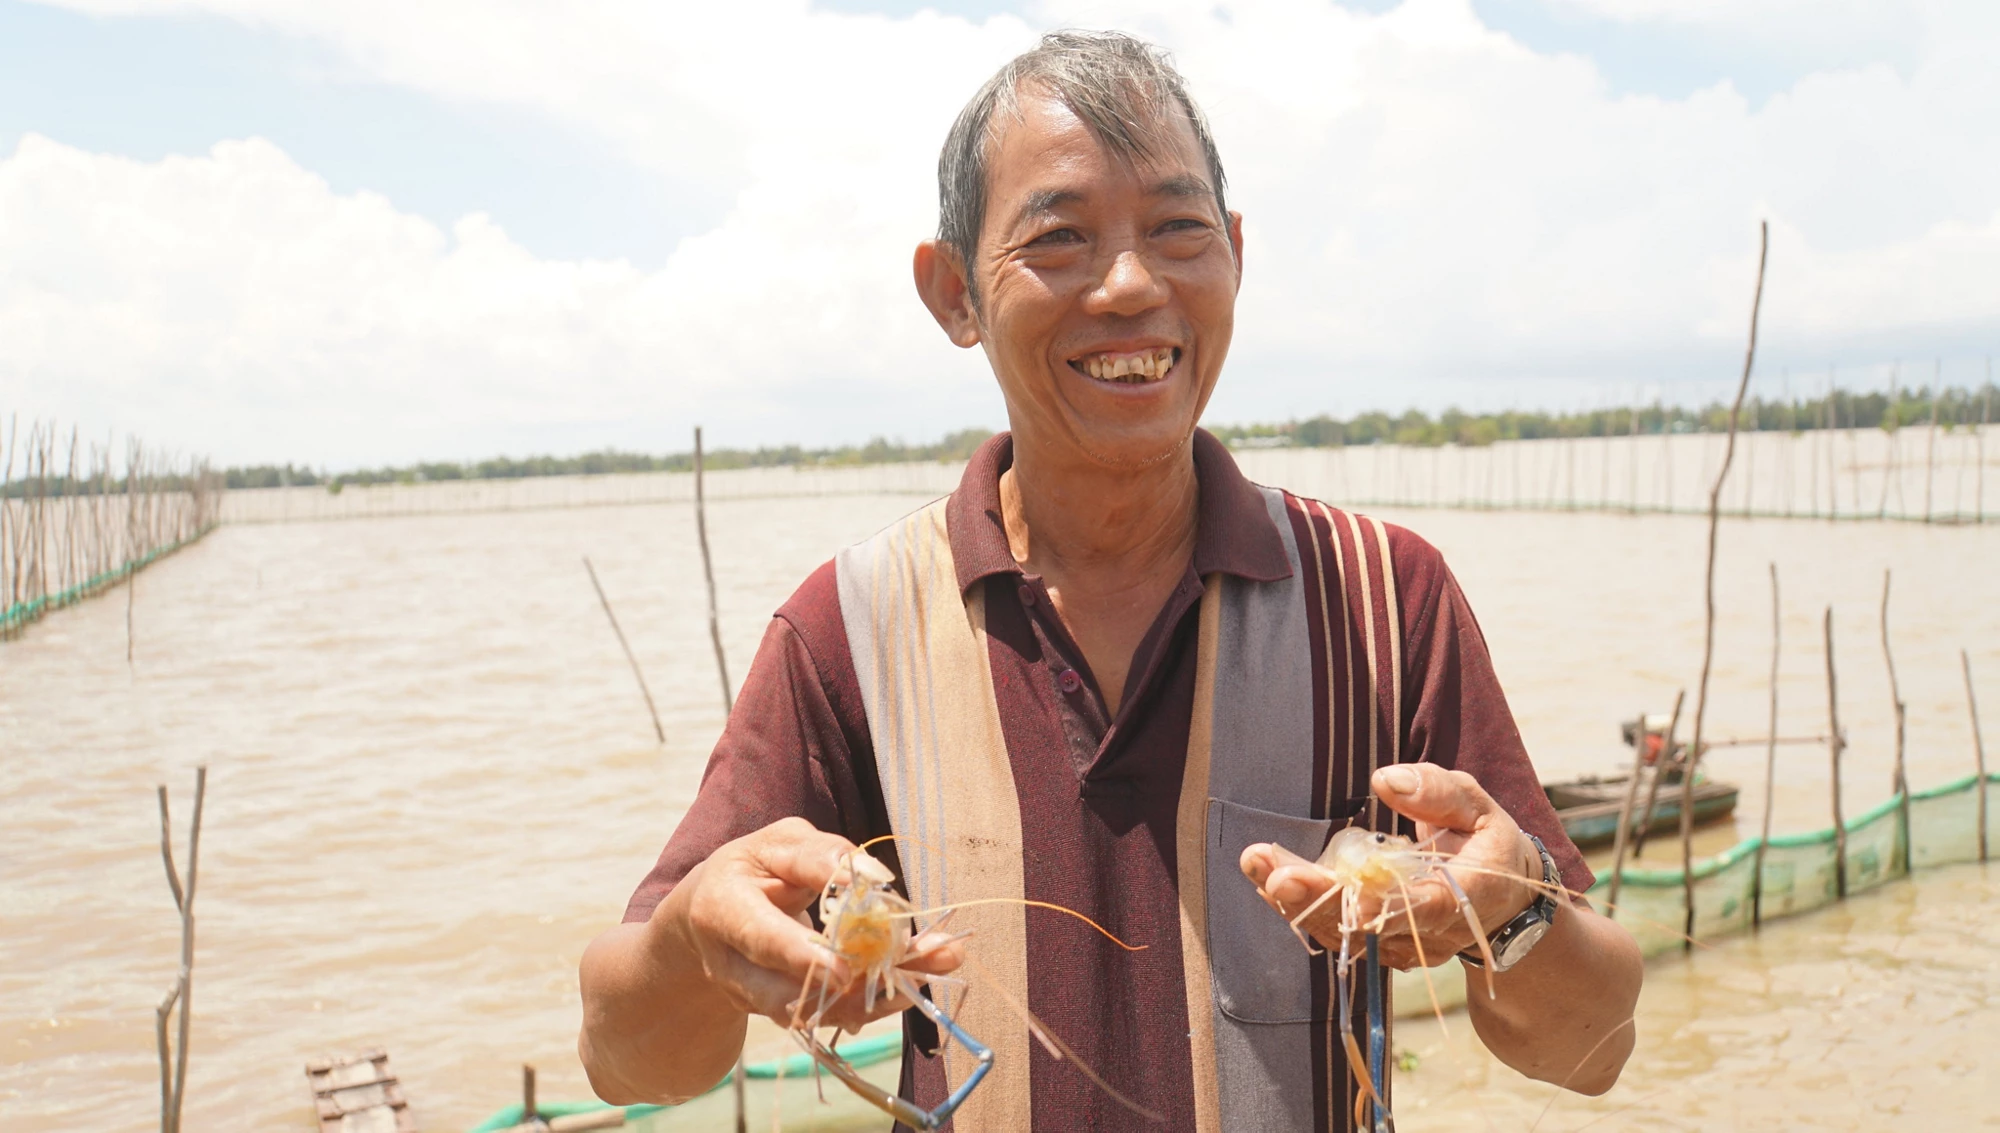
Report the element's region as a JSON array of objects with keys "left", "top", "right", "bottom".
[
  {"left": 1924, "top": 360, "right": 1940, "bottom": 523},
  {"left": 1753, "top": 563, "right": 1780, "bottom": 927},
  {"left": 692, "top": 426, "right": 743, "bottom": 1129},
  {"left": 156, "top": 766, "right": 206, "bottom": 1133},
  {"left": 1631, "top": 690, "right": 1685, "bottom": 859},
  {"left": 1680, "top": 219, "right": 1768, "bottom": 948},
  {"left": 694, "top": 427, "right": 733, "bottom": 715},
  {"left": 1880, "top": 570, "right": 1911, "bottom": 875},
  {"left": 1605, "top": 708, "right": 1652, "bottom": 913},
  {"left": 1825, "top": 608, "right": 1847, "bottom": 899},
  {"left": 583, "top": 556, "right": 665, "bottom": 743},
  {"left": 1964, "top": 649, "right": 1989, "bottom": 862},
  {"left": 1629, "top": 397, "right": 1640, "bottom": 513}
]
